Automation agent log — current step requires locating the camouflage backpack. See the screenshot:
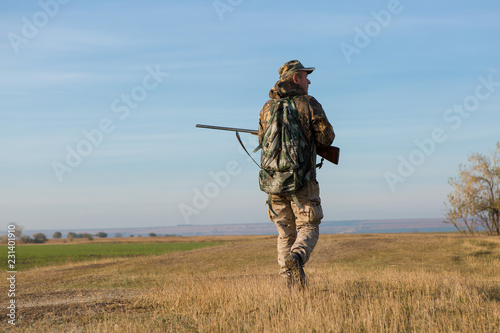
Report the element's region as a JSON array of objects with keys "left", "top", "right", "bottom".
[{"left": 257, "top": 96, "right": 313, "bottom": 213}]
